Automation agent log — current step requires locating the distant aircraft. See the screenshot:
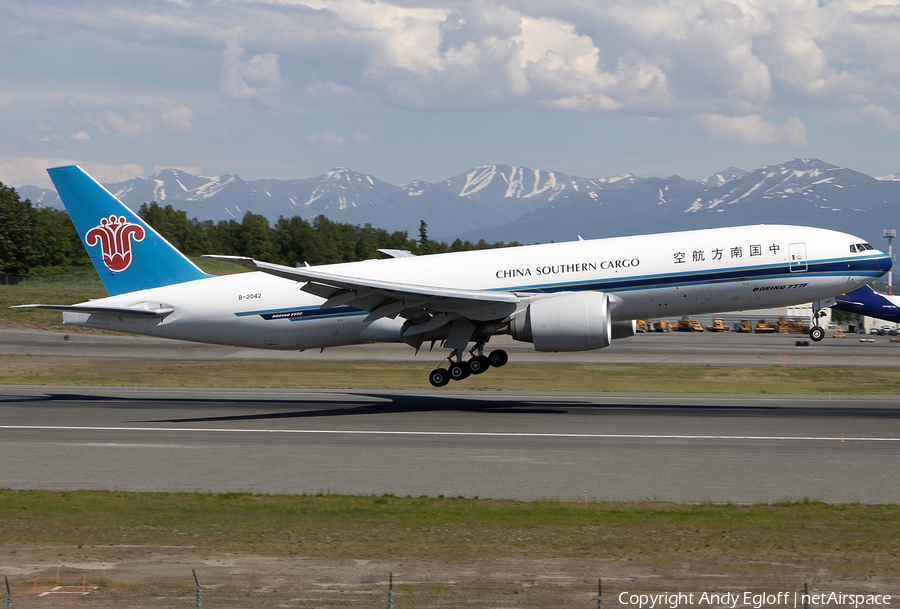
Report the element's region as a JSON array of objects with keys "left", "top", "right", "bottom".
[
  {"left": 832, "top": 285, "right": 900, "bottom": 325},
  {"left": 13, "top": 166, "right": 892, "bottom": 387}
]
